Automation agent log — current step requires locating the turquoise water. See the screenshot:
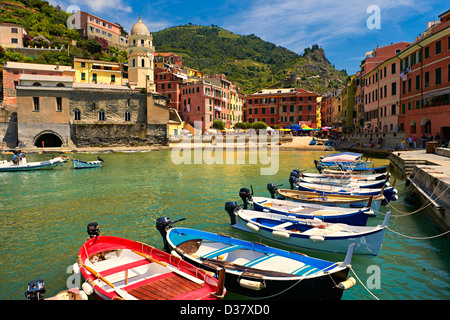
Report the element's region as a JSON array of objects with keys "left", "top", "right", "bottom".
[{"left": 0, "top": 150, "right": 448, "bottom": 300}]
